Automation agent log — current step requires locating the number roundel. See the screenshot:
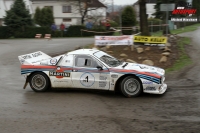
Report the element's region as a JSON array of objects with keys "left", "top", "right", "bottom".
[{"left": 80, "top": 72, "right": 95, "bottom": 87}]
